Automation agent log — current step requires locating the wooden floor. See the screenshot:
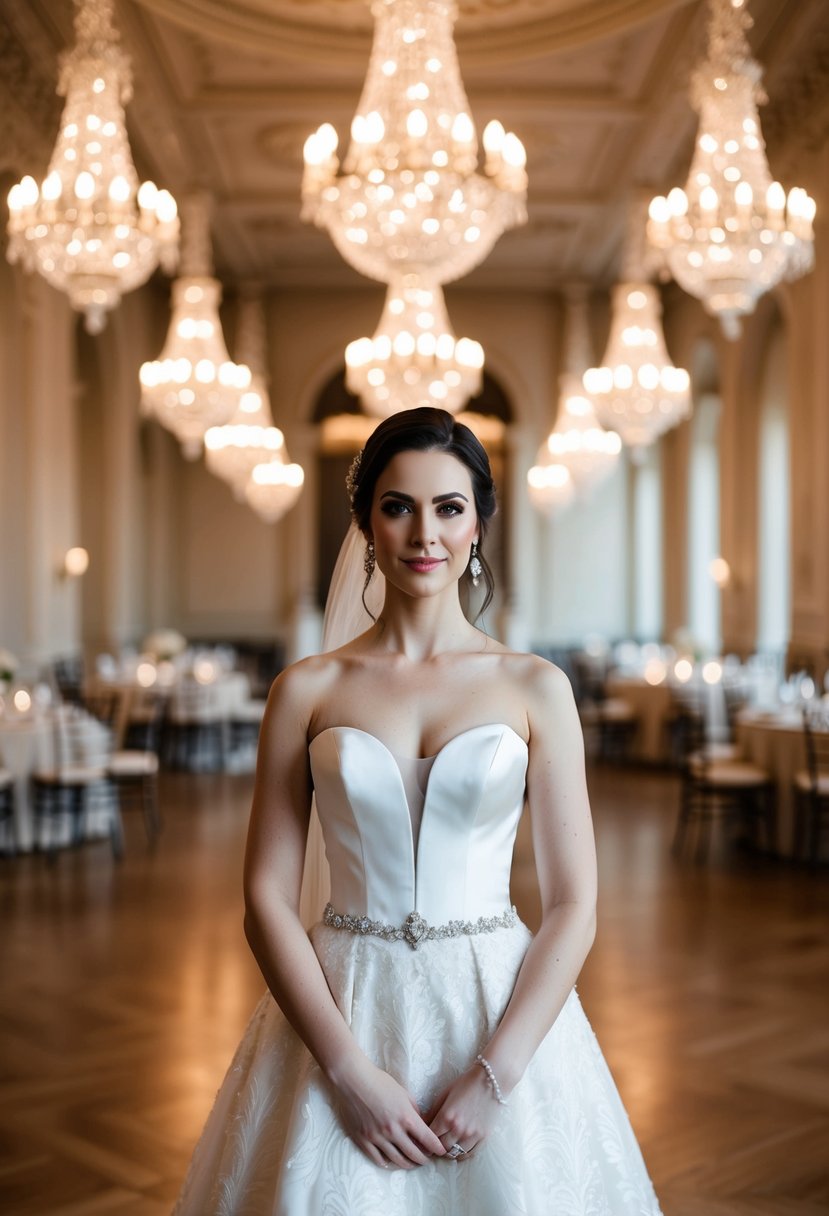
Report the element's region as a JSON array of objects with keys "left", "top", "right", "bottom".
[{"left": 1, "top": 763, "right": 827, "bottom": 1215}]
